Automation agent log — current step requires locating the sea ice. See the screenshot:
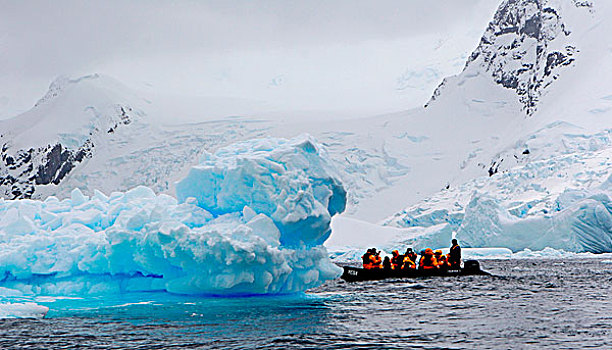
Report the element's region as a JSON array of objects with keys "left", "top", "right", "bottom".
[{"left": 0, "top": 135, "right": 345, "bottom": 296}]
